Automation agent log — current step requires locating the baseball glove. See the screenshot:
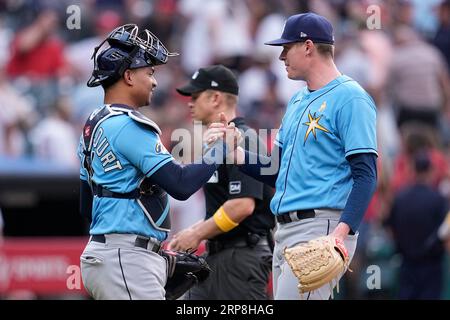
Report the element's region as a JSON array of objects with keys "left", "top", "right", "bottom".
[
  {"left": 161, "top": 249, "right": 211, "bottom": 300},
  {"left": 283, "top": 235, "right": 350, "bottom": 295}
]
